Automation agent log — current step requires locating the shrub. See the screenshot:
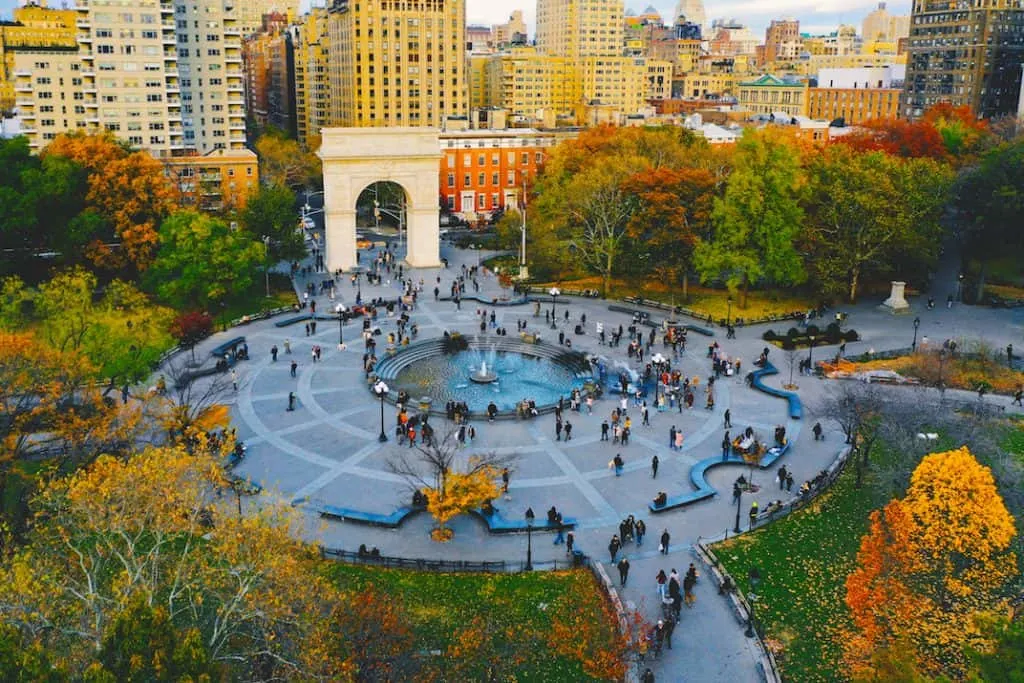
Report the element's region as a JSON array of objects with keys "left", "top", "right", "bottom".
[
  {"left": 826, "top": 322, "right": 842, "bottom": 342},
  {"left": 787, "top": 327, "right": 800, "bottom": 339},
  {"left": 806, "top": 324, "right": 820, "bottom": 337},
  {"left": 843, "top": 330, "right": 860, "bottom": 342},
  {"left": 763, "top": 330, "right": 777, "bottom": 341},
  {"left": 781, "top": 339, "right": 796, "bottom": 351}
]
